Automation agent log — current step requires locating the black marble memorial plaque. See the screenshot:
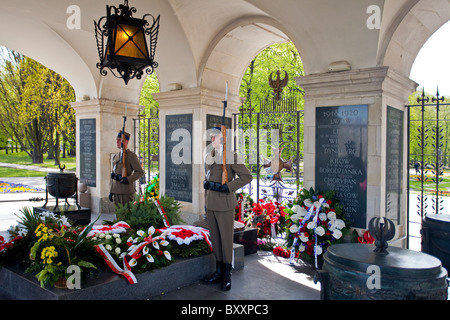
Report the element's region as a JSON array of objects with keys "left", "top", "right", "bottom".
[
  {"left": 79, "top": 118, "right": 96, "bottom": 187},
  {"left": 315, "top": 105, "right": 368, "bottom": 228},
  {"left": 386, "top": 106, "right": 403, "bottom": 224},
  {"left": 165, "top": 114, "right": 193, "bottom": 203}
]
